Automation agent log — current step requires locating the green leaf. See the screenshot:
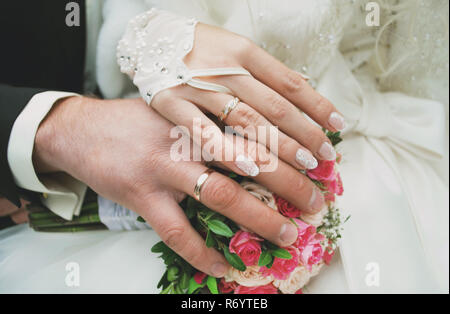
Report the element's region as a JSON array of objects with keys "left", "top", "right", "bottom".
[
  {"left": 167, "top": 266, "right": 180, "bottom": 282},
  {"left": 266, "top": 257, "right": 275, "bottom": 269},
  {"left": 188, "top": 276, "right": 205, "bottom": 294},
  {"left": 326, "top": 131, "right": 343, "bottom": 147},
  {"left": 161, "top": 282, "right": 174, "bottom": 294},
  {"left": 205, "top": 230, "right": 217, "bottom": 248},
  {"left": 271, "top": 248, "right": 292, "bottom": 259},
  {"left": 207, "top": 219, "right": 234, "bottom": 237},
  {"left": 223, "top": 247, "right": 246, "bottom": 271},
  {"left": 206, "top": 276, "right": 219, "bottom": 294},
  {"left": 136, "top": 216, "right": 146, "bottom": 223},
  {"left": 157, "top": 270, "right": 169, "bottom": 289},
  {"left": 185, "top": 206, "right": 196, "bottom": 220},
  {"left": 174, "top": 285, "right": 184, "bottom": 294},
  {"left": 151, "top": 241, "right": 168, "bottom": 253},
  {"left": 289, "top": 218, "right": 299, "bottom": 228},
  {"left": 258, "top": 251, "right": 273, "bottom": 267},
  {"left": 265, "top": 241, "right": 279, "bottom": 251},
  {"left": 179, "top": 272, "right": 190, "bottom": 290}
]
